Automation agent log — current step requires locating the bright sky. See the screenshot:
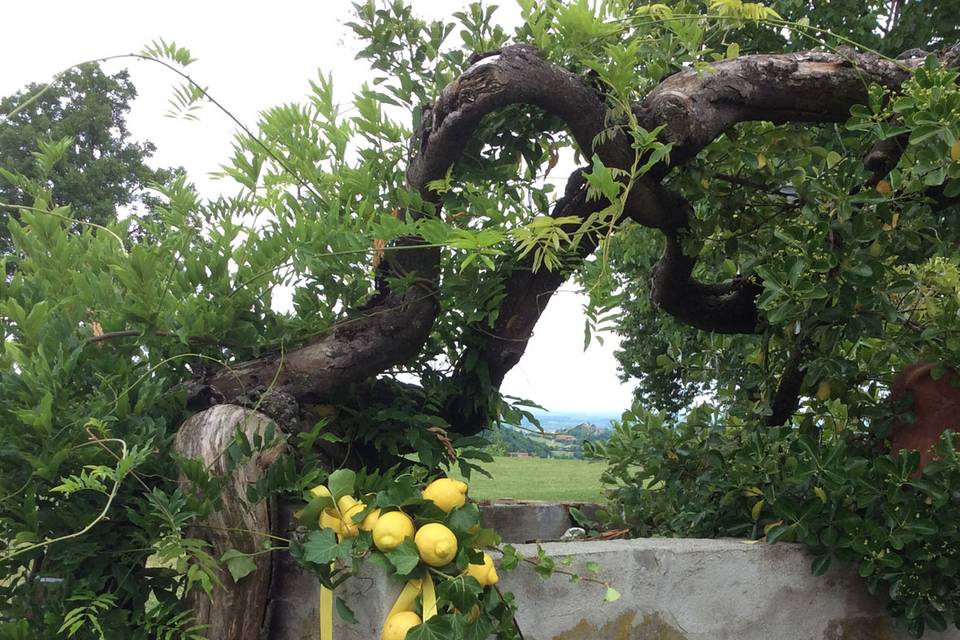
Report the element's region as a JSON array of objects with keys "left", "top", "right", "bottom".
[{"left": 0, "top": 0, "right": 637, "bottom": 414}]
